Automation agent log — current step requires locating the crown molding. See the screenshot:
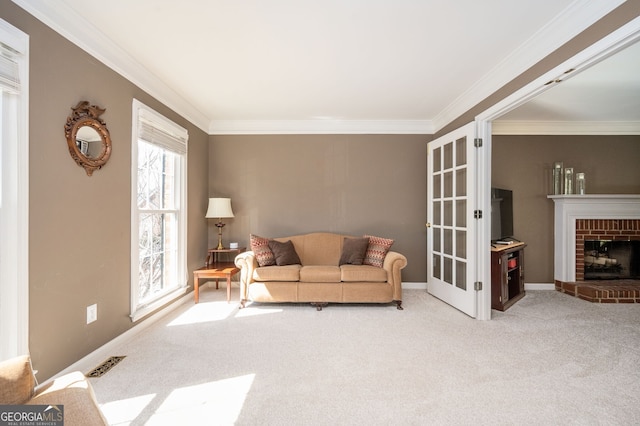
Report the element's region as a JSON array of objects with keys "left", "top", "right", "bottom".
[
  {"left": 492, "top": 120, "right": 640, "bottom": 135},
  {"left": 12, "top": 0, "right": 210, "bottom": 132},
  {"left": 432, "top": 0, "right": 626, "bottom": 133},
  {"left": 209, "top": 119, "right": 434, "bottom": 135}
]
